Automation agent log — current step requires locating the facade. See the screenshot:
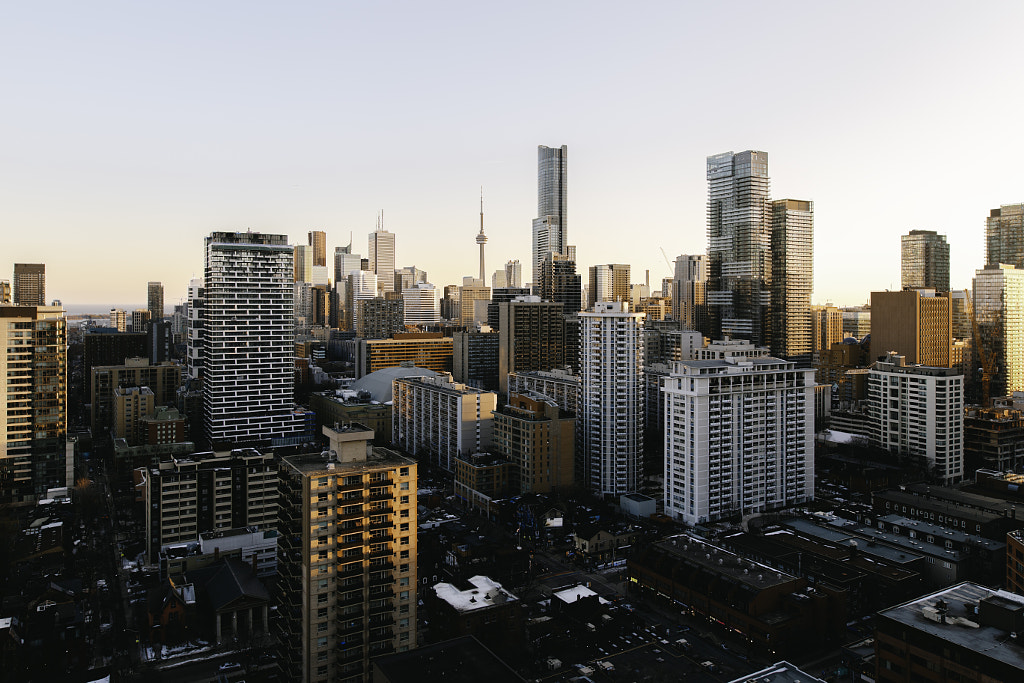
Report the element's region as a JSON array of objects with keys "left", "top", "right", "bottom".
[
  {"left": 355, "top": 297, "right": 403, "bottom": 339},
  {"left": 508, "top": 368, "right": 580, "bottom": 416},
  {"left": 452, "top": 330, "right": 499, "bottom": 391},
  {"left": 140, "top": 406, "right": 187, "bottom": 446},
  {"left": 497, "top": 298, "right": 566, "bottom": 394},
  {"left": 12, "top": 263, "right": 45, "bottom": 306},
  {"left": 663, "top": 356, "right": 815, "bottom": 525},
  {"left": 147, "top": 281, "right": 164, "bottom": 322},
  {"left": 812, "top": 304, "right": 844, "bottom": 361},
  {"left": 334, "top": 245, "right": 363, "bottom": 285},
  {"left": 537, "top": 252, "right": 581, "bottom": 314},
  {"left": 643, "top": 321, "right": 702, "bottom": 366},
  {"left": 580, "top": 302, "right": 645, "bottom": 496},
  {"left": 131, "top": 308, "right": 150, "bottom": 333},
  {"left": 1008, "top": 530, "right": 1024, "bottom": 595},
  {"left": 587, "top": 263, "right": 630, "bottom": 308},
  {"left": 770, "top": 199, "right": 814, "bottom": 362},
  {"left": 458, "top": 282, "right": 490, "bottom": 327},
  {"left": 986, "top": 203, "right": 1024, "bottom": 267},
  {"left": 505, "top": 259, "right": 522, "bottom": 288},
  {"left": 308, "top": 229, "right": 327, "bottom": 267},
  {"left": 972, "top": 264, "right": 1024, "bottom": 399},
  {"left": 964, "top": 405, "right": 1024, "bottom": 473},
  {"left": 868, "top": 353, "right": 964, "bottom": 484},
  {"left": 109, "top": 308, "right": 127, "bottom": 332},
  {"left": 392, "top": 375, "right": 496, "bottom": 472},
  {"left": 139, "top": 447, "right": 278, "bottom": 562},
  {"left": 113, "top": 386, "right": 155, "bottom": 445},
  {"left": 394, "top": 266, "right": 427, "bottom": 293},
  {"left": 492, "top": 393, "right": 575, "bottom": 493},
  {"left": 532, "top": 144, "right": 567, "bottom": 282},
  {"left": 0, "top": 304, "right": 67, "bottom": 504},
  {"left": 0, "top": 279, "right": 8, "bottom": 304},
  {"left": 354, "top": 335, "right": 453, "bottom": 378},
  {"left": 706, "top": 150, "right": 772, "bottom": 345},
  {"left": 901, "top": 229, "right": 950, "bottom": 292},
  {"left": 870, "top": 289, "right": 952, "bottom": 367},
  {"left": 277, "top": 426, "right": 418, "bottom": 682},
  {"left": 199, "top": 231, "right": 303, "bottom": 448},
  {"left": 369, "top": 226, "right": 396, "bottom": 295},
  {"left": 294, "top": 244, "right": 314, "bottom": 283},
  {"left": 842, "top": 307, "right": 871, "bottom": 340},
  {"left": 402, "top": 282, "right": 439, "bottom": 326},
  {"left": 453, "top": 452, "right": 515, "bottom": 513},
  {"left": 346, "top": 270, "right": 378, "bottom": 333}
]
